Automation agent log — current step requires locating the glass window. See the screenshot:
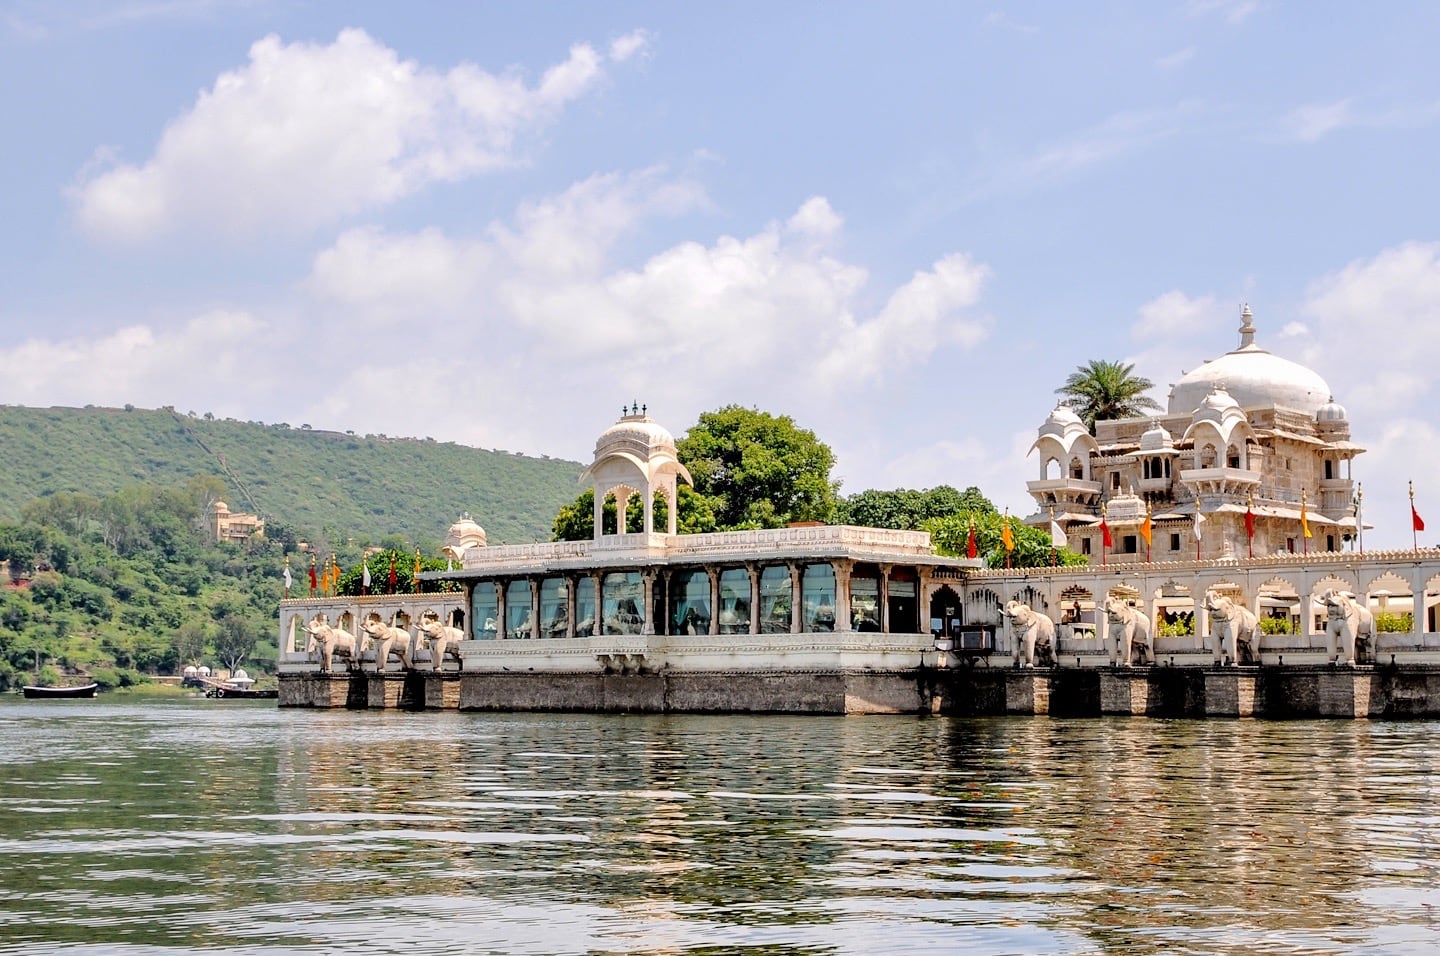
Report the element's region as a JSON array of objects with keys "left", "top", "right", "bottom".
[
  {"left": 505, "top": 580, "right": 533, "bottom": 639},
  {"left": 539, "top": 577, "right": 568, "bottom": 639},
  {"left": 669, "top": 569, "right": 711, "bottom": 635},
  {"left": 850, "top": 571, "right": 880, "bottom": 632},
  {"left": 574, "top": 578, "right": 597, "bottom": 638},
  {"left": 603, "top": 571, "right": 644, "bottom": 635},
  {"left": 718, "top": 568, "right": 751, "bottom": 634},
  {"left": 802, "top": 563, "right": 836, "bottom": 632},
  {"left": 888, "top": 571, "right": 918, "bottom": 633},
  {"left": 471, "top": 583, "right": 499, "bottom": 641},
  {"left": 759, "top": 565, "right": 792, "bottom": 633}
]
